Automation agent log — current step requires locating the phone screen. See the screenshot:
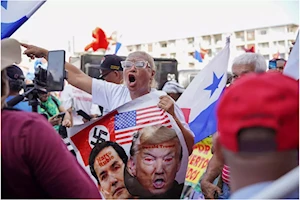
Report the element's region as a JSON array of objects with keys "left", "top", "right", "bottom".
[
  {"left": 47, "top": 50, "right": 65, "bottom": 91},
  {"left": 268, "top": 60, "right": 277, "bottom": 69}
]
